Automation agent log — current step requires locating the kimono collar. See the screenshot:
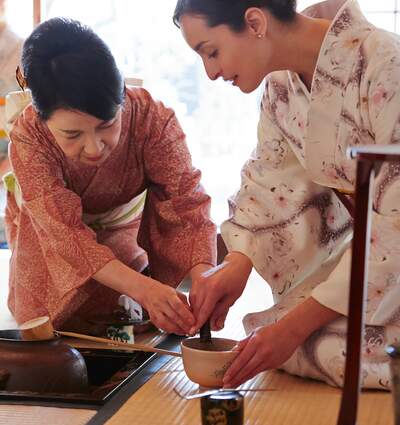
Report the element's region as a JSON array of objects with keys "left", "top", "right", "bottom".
[
  {"left": 311, "top": 0, "right": 373, "bottom": 93},
  {"left": 302, "top": 0, "right": 347, "bottom": 20},
  {"left": 305, "top": 0, "right": 375, "bottom": 189},
  {"left": 119, "top": 89, "right": 133, "bottom": 142}
]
